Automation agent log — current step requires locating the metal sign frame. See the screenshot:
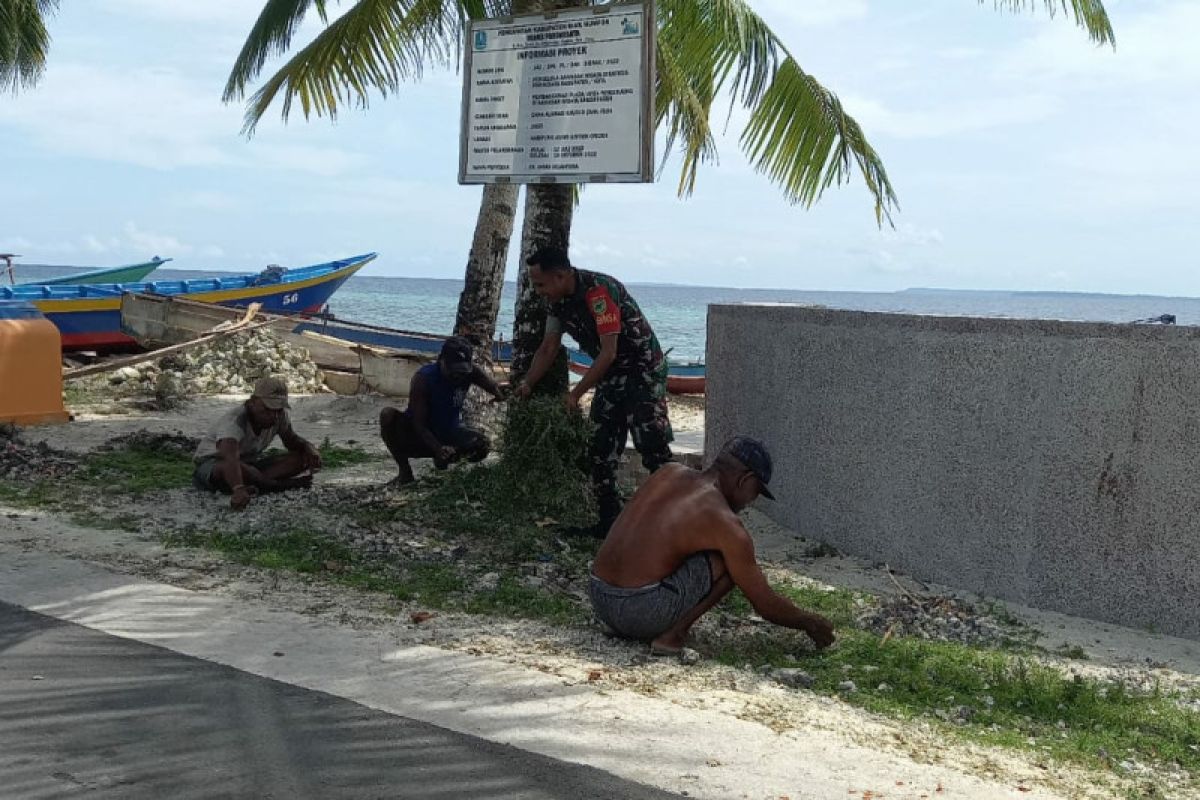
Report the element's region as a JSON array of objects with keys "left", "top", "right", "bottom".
[{"left": 458, "top": 1, "right": 656, "bottom": 185}]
